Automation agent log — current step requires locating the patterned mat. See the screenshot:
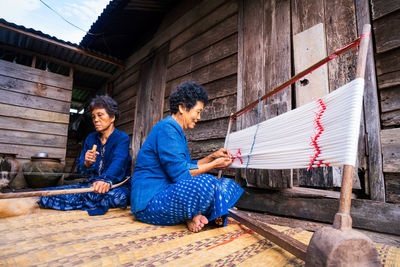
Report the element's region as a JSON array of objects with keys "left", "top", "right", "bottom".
[{"left": 0, "top": 209, "right": 398, "bottom": 266}]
